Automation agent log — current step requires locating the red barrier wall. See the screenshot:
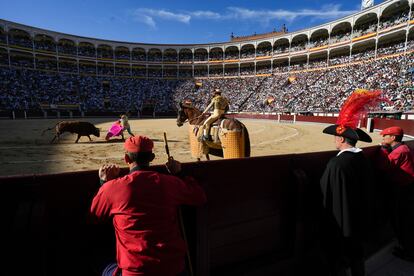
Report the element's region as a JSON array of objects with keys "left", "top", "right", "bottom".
[
  {"left": 295, "top": 115, "right": 337, "bottom": 124},
  {"left": 229, "top": 113, "right": 279, "bottom": 120},
  {"left": 372, "top": 118, "right": 414, "bottom": 136},
  {"left": 229, "top": 113, "right": 364, "bottom": 126}
]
